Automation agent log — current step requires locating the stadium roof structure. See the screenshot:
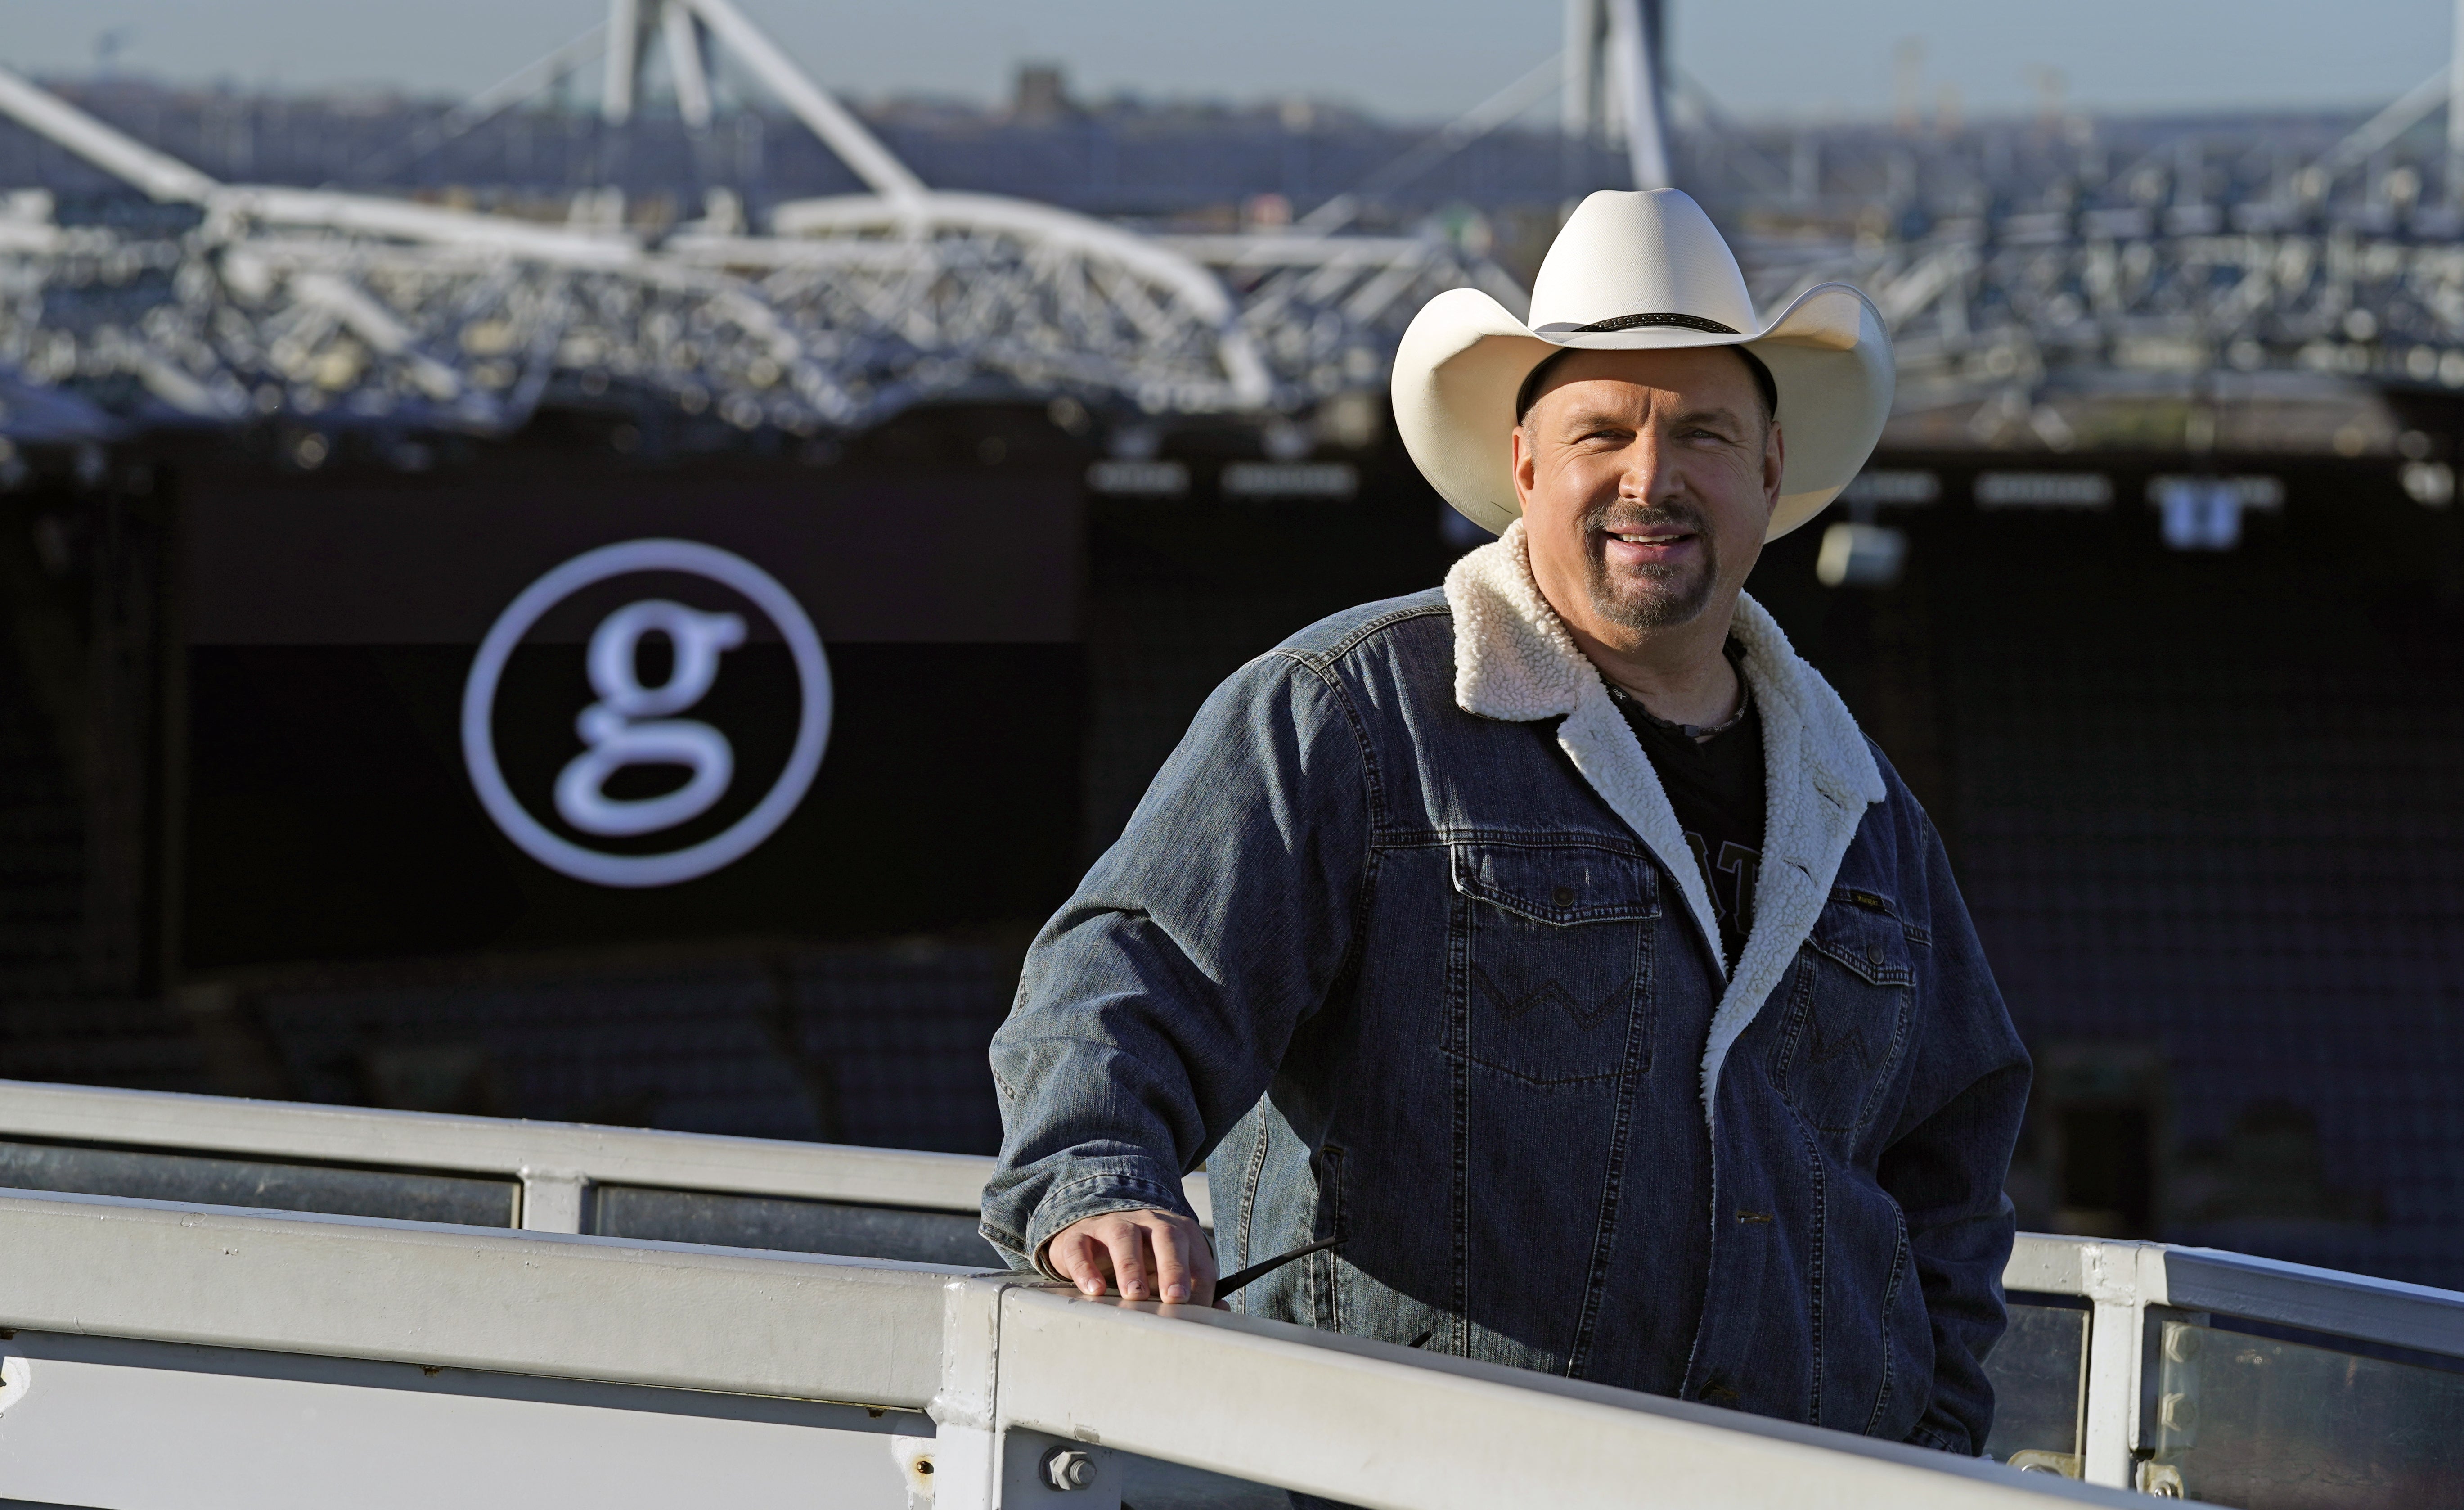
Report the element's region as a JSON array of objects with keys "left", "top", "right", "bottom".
[{"left": 0, "top": 0, "right": 1525, "bottom": 446}]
